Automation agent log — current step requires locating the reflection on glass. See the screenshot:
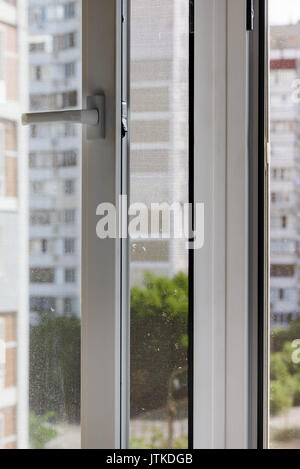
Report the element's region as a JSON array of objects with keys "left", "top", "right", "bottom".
[
  {"left": 270, "top": 0, "right": 300, "bottom": 449},
  {"left": 129, "top": 0, "right": 190, "bottom": 449},
  {"left": 0, "top": 0, "right": 81, "bottom": 449}
]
